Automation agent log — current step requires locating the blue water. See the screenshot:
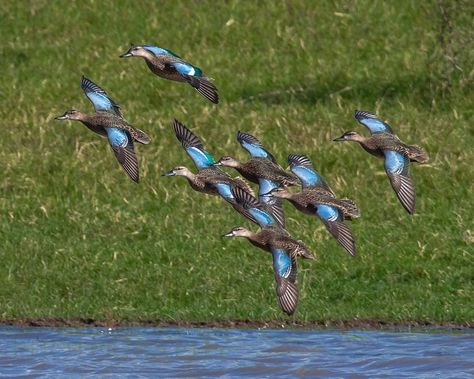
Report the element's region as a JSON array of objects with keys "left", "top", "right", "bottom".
[{"left": 1, "top": 327, "right": 473, "bottom": 378}]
